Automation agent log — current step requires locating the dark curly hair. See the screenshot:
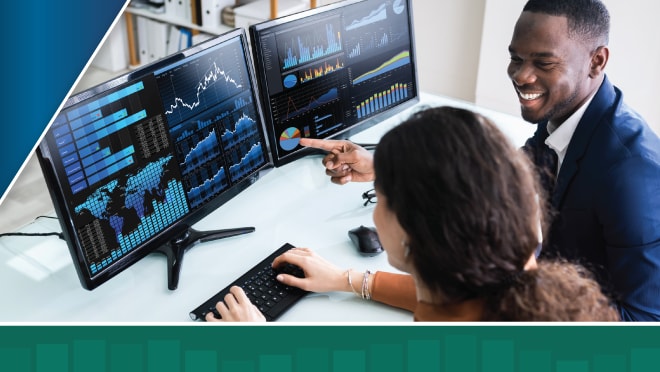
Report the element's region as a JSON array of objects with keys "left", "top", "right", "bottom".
[{"left": 373, "top": 106, "right": 618, "bottom": 321}]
